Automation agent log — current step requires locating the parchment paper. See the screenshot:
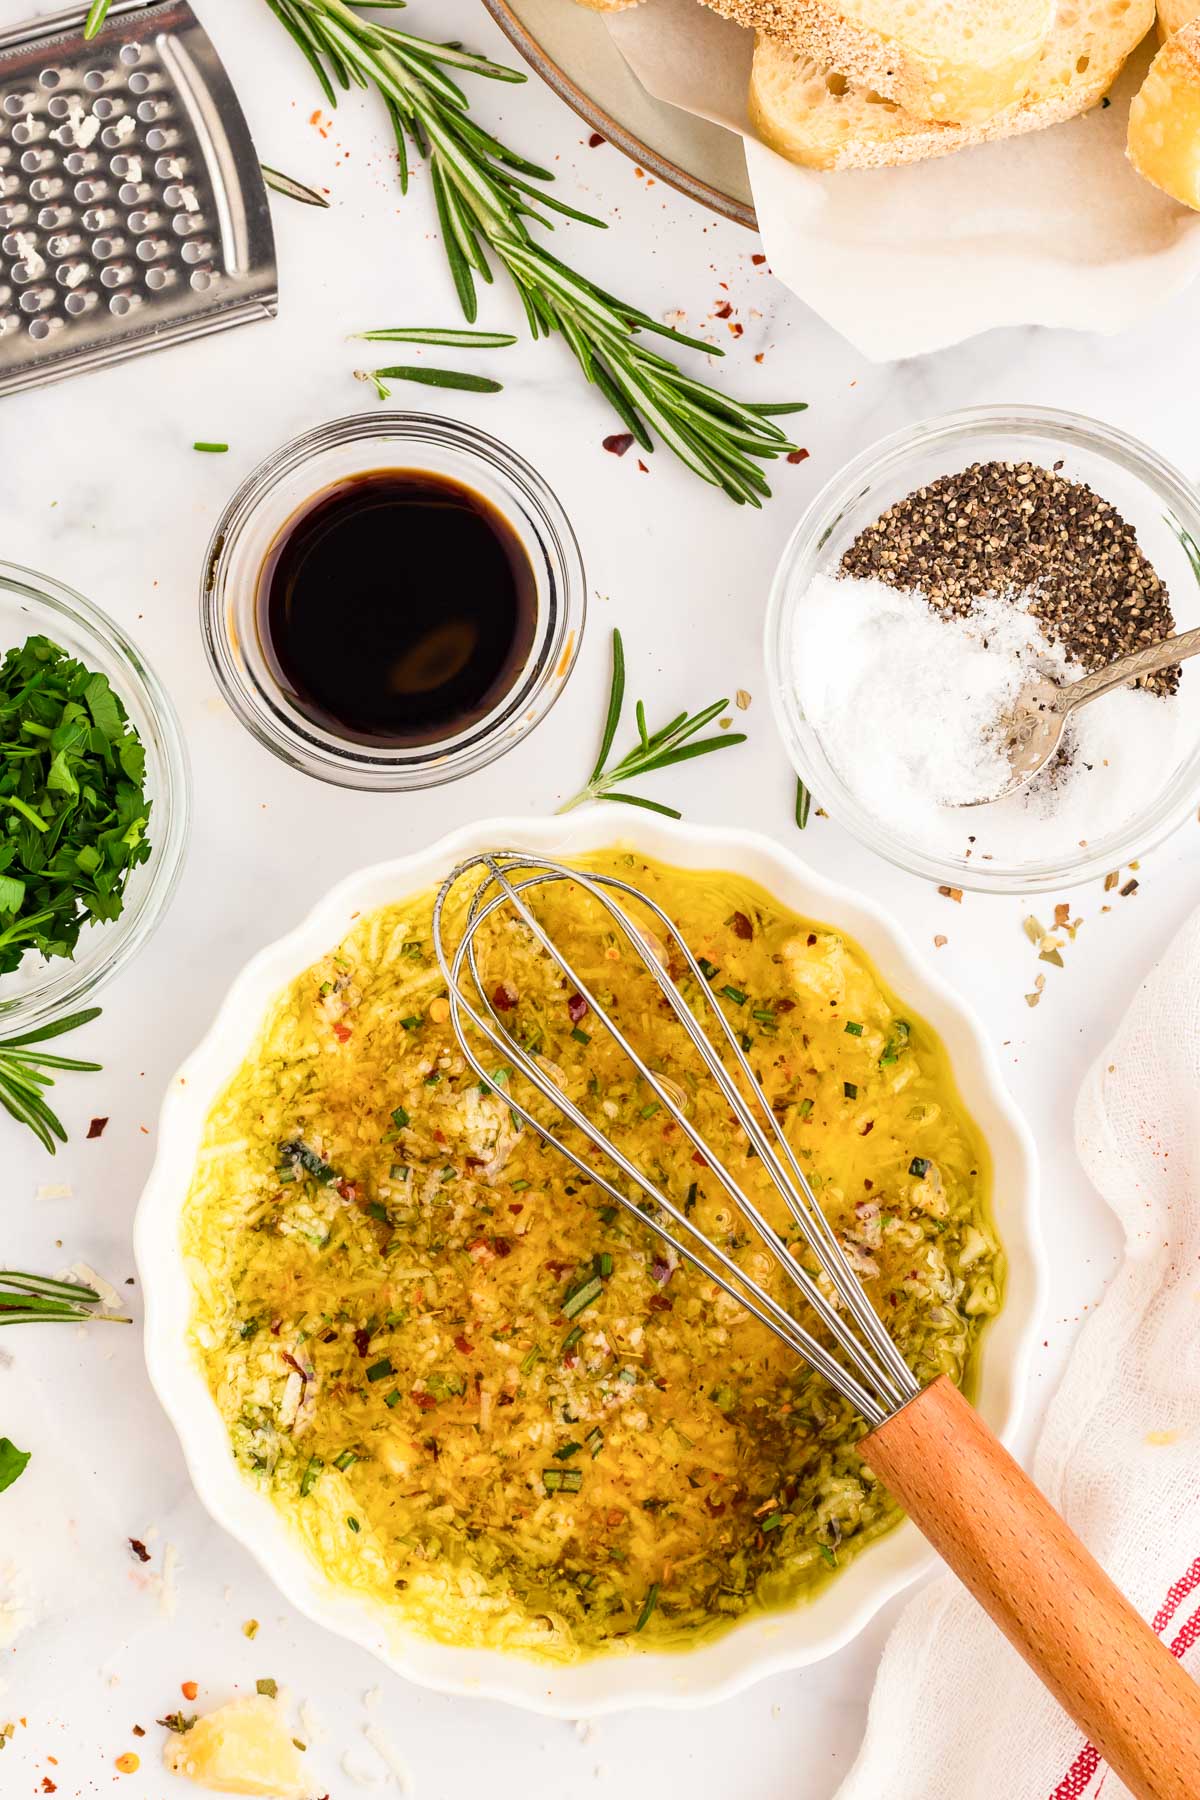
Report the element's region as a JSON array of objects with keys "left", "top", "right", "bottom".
[{"left": 607, "top": 0, "right": 1200, "bottom": 360}]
